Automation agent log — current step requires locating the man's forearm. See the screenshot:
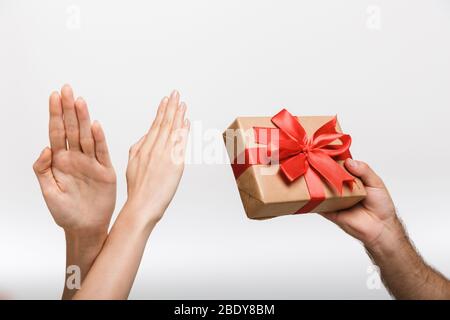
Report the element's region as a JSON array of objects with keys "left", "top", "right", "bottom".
[
  {"left": 365, "top": 217, "right": 450, "bottom": 300},
  {"left": 62, "top": 231, "right": 107, "bottom": 300},
  {"left": 73, "top": 203, "right": 157, "bottom": 300}
]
